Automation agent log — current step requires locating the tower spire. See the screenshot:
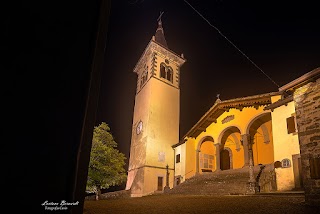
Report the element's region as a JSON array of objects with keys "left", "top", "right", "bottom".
[{"left": 155, "top": 11, "right": 168, "bottom": 48}]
